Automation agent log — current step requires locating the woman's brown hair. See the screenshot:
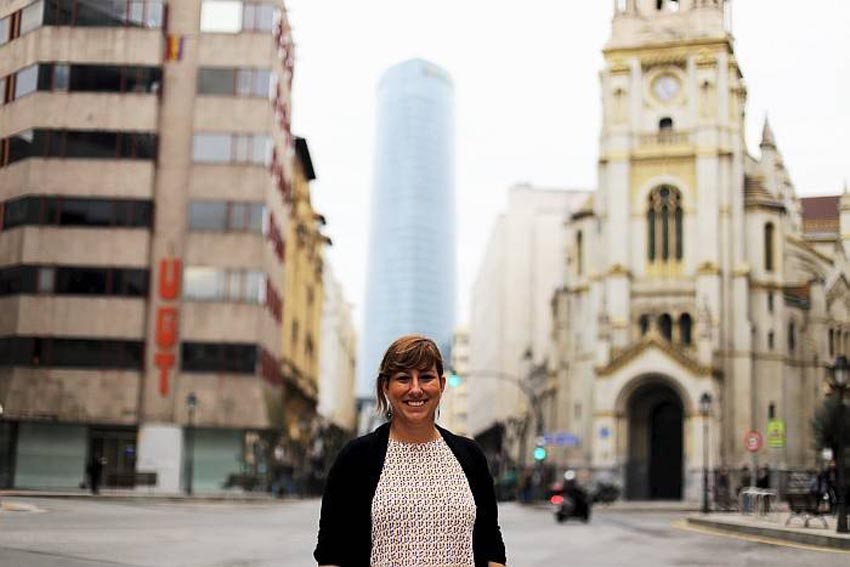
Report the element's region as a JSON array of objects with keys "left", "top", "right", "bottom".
[{"left": 374, "top": 334, "right": 444, "bottom": 416}]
